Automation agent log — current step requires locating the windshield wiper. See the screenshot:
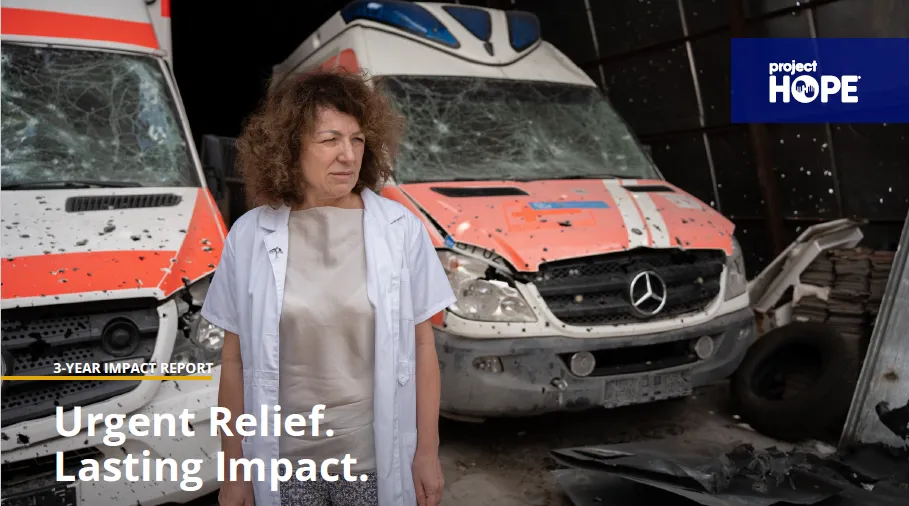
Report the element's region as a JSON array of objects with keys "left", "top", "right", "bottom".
[{"left": 3, "top": 180, "right": 143, "bottom": 190}]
